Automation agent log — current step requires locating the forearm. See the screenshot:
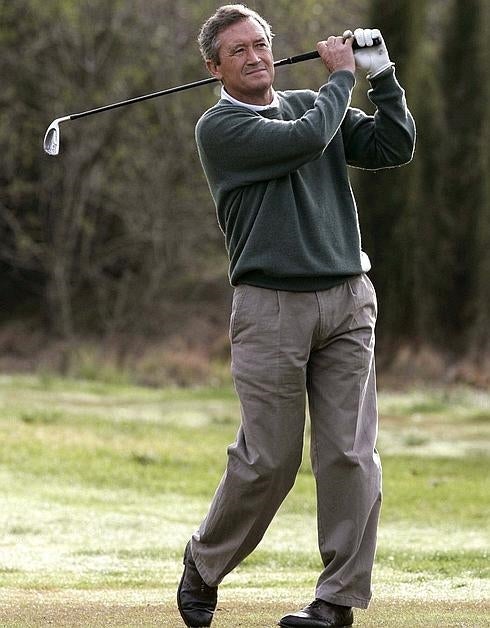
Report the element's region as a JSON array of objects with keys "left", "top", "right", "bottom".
[
  {"left": 196, "top": 71, "right": 355, "bottom": 187},
  {"left": 342, "top": 68, "right": 416, "bottom": 169}
]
